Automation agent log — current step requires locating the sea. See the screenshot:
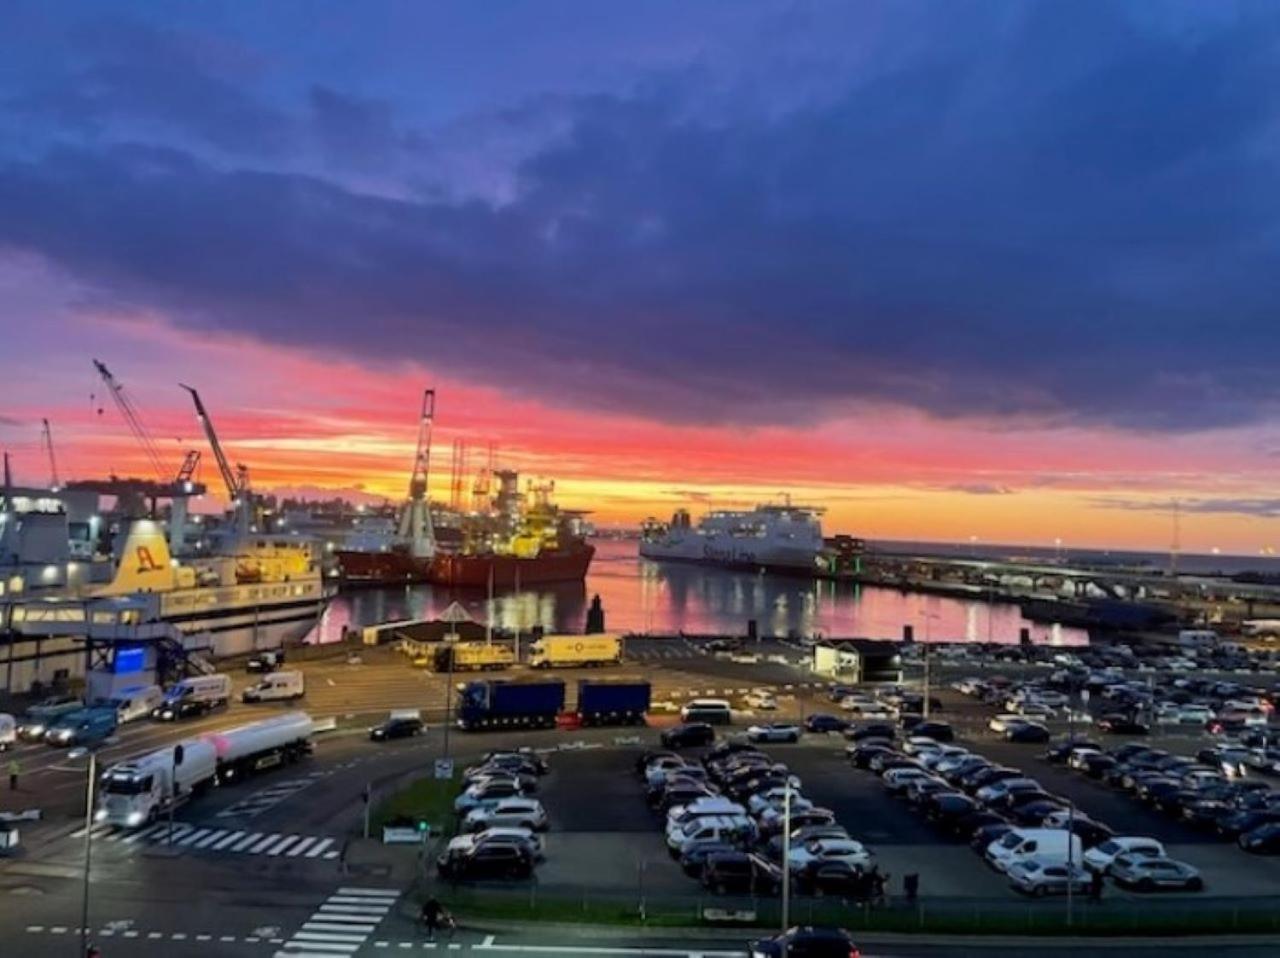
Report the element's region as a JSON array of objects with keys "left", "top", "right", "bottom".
[{"left": 308, "top": 539, "right": 1090, "bottom": 647}]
